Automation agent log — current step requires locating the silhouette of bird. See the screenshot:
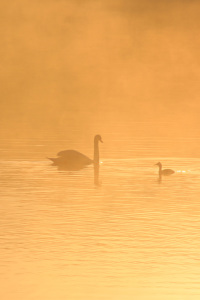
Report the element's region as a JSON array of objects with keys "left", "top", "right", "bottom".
[
  {"left": 155, "top": 162, "right": 175, "bottom": 176},
  {"left": 48, "top": 134, "right": 103, "bottom": 170}
]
